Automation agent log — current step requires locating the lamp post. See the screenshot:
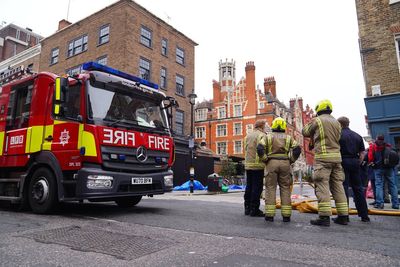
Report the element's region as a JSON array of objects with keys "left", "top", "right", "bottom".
[{"left": 188, "top": 92, "right": 197, "bottom": 193}]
